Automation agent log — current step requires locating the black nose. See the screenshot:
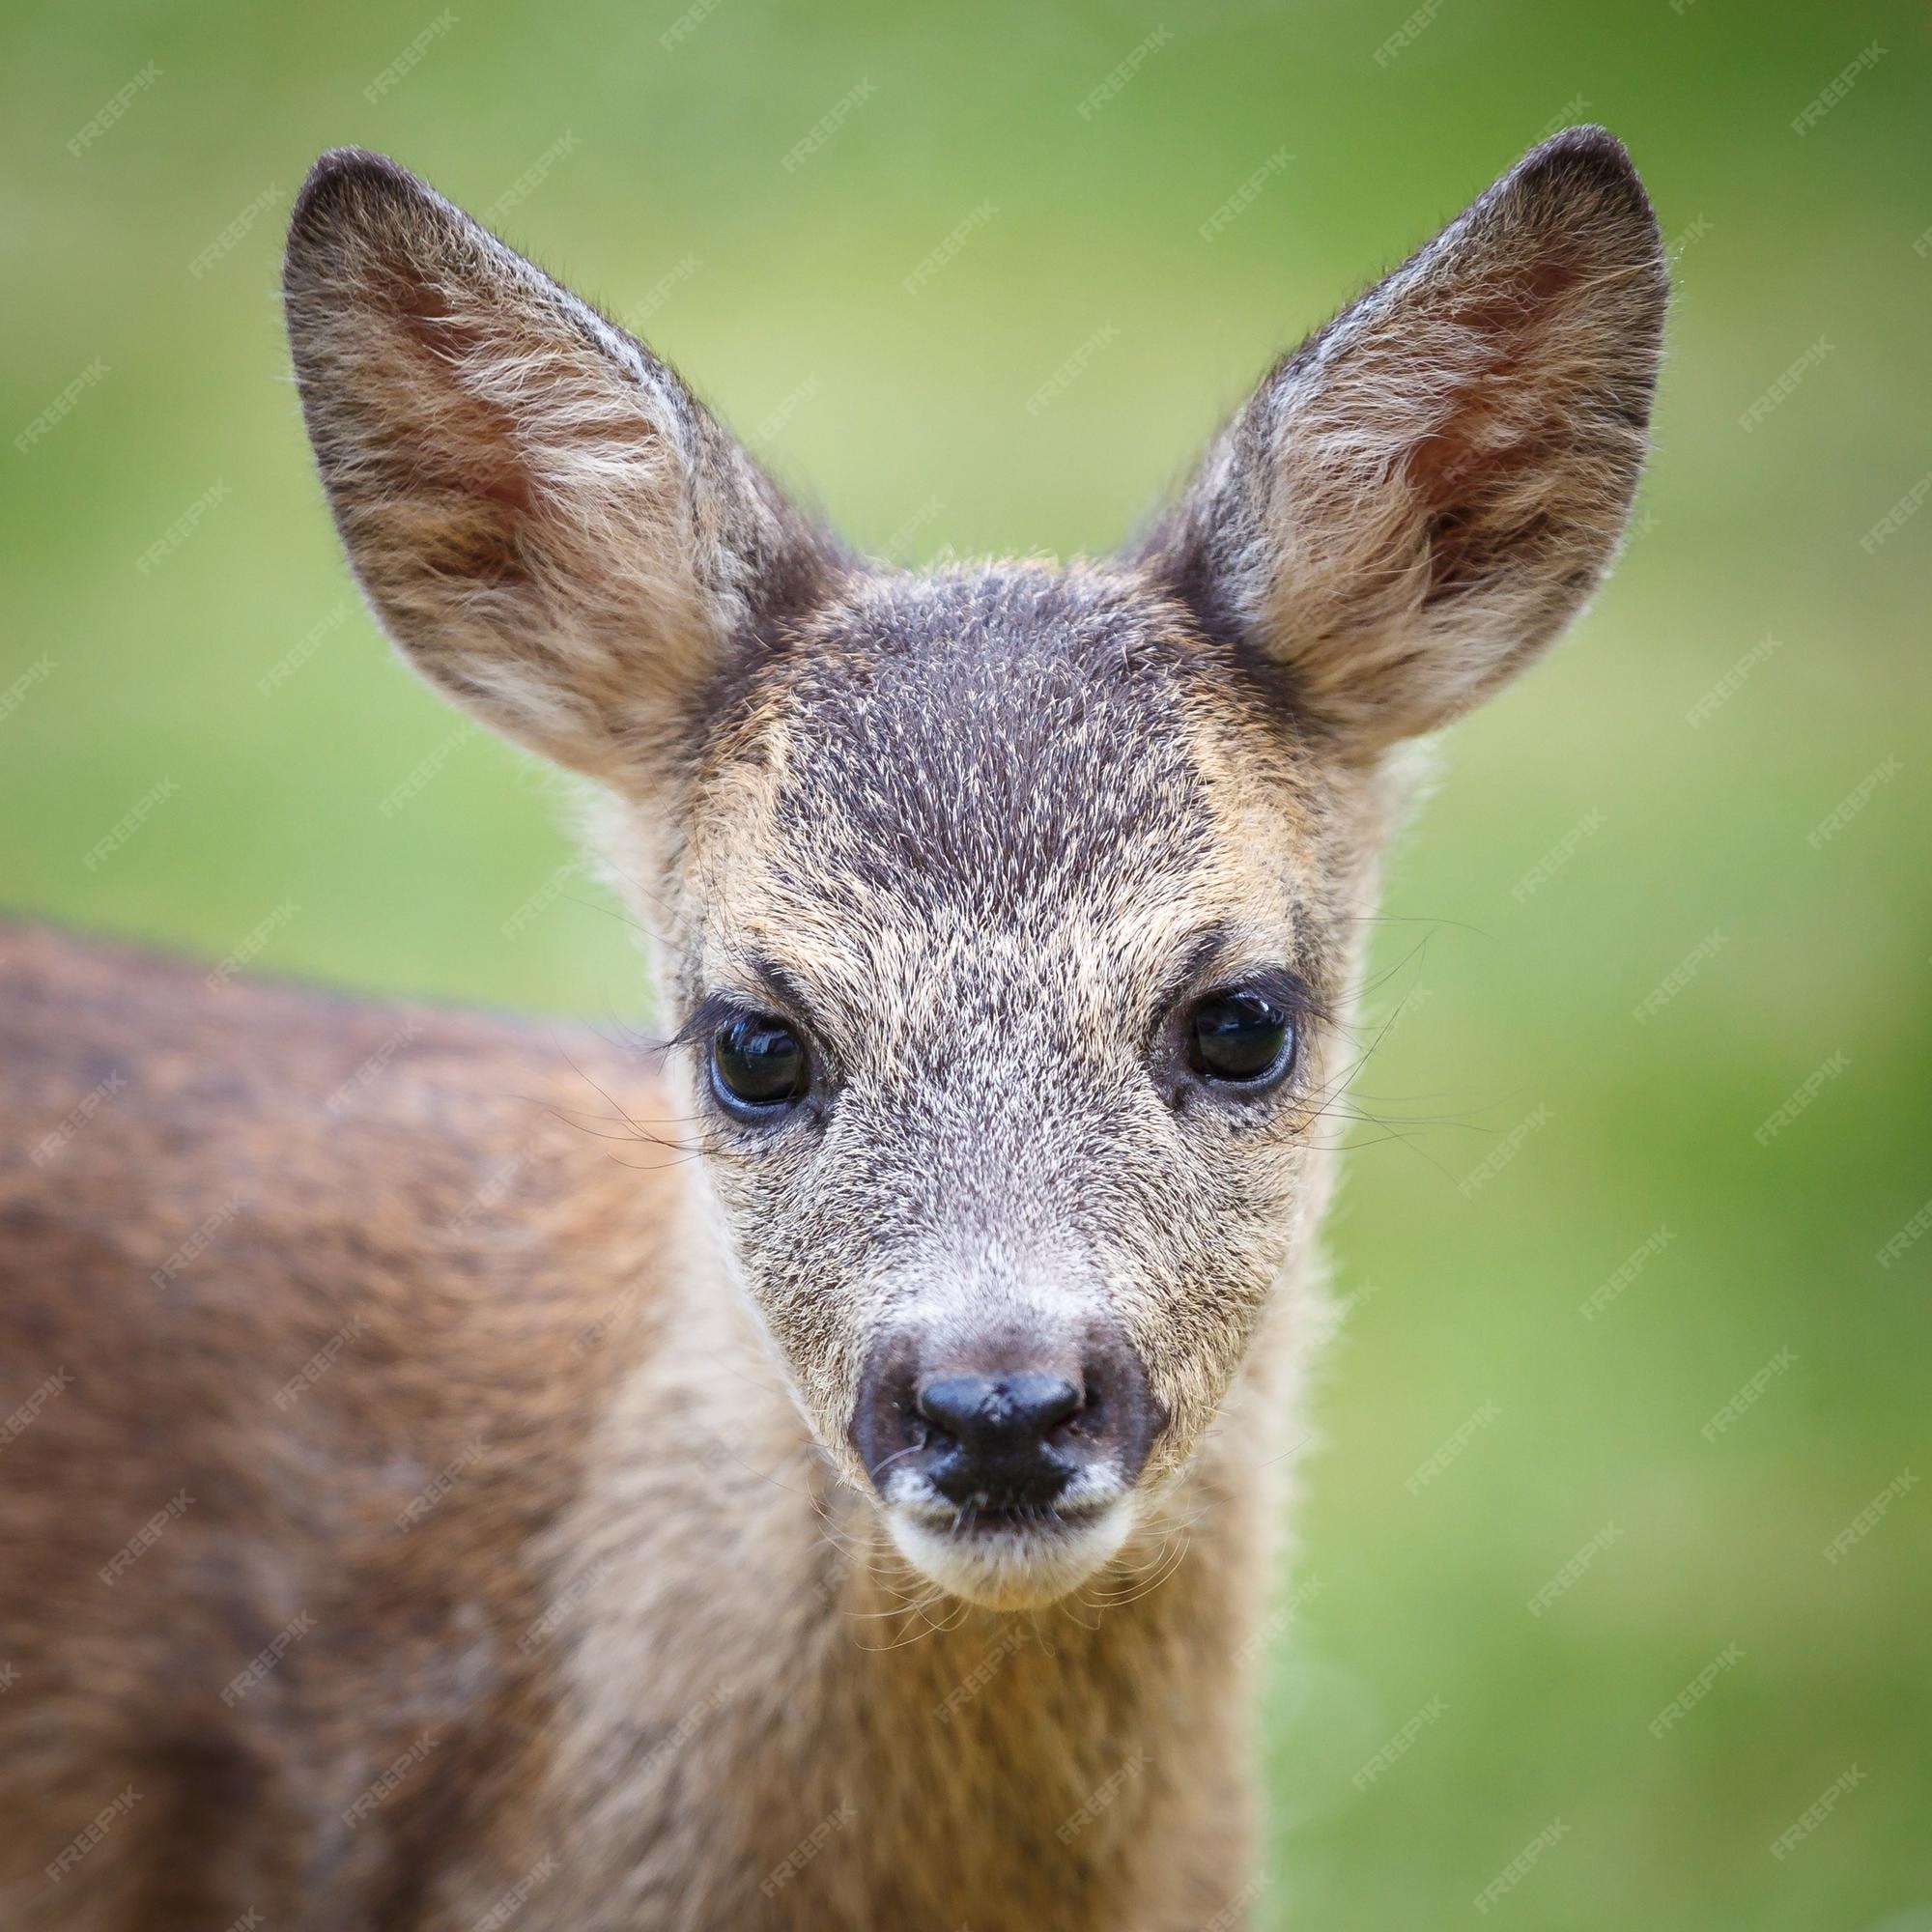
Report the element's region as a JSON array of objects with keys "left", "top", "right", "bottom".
[
  {"left": 916, "top": 1371, "right": 1083, "bottom": 1508},
  {"left": 851, "top": 1321, "right": 1162, "bottom": 1520},
  {"left": 916, "top": 1369, "right": 1082, "bottom": 1509}
]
